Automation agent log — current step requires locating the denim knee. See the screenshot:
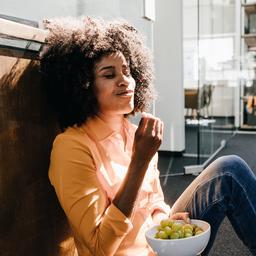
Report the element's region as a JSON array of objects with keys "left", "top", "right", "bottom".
[
  {"left": 209, "top": 155, "right": 256, "bottom": 207},
  {"left": 209, "top": 155, "right": 252, "bottom": 180}
]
